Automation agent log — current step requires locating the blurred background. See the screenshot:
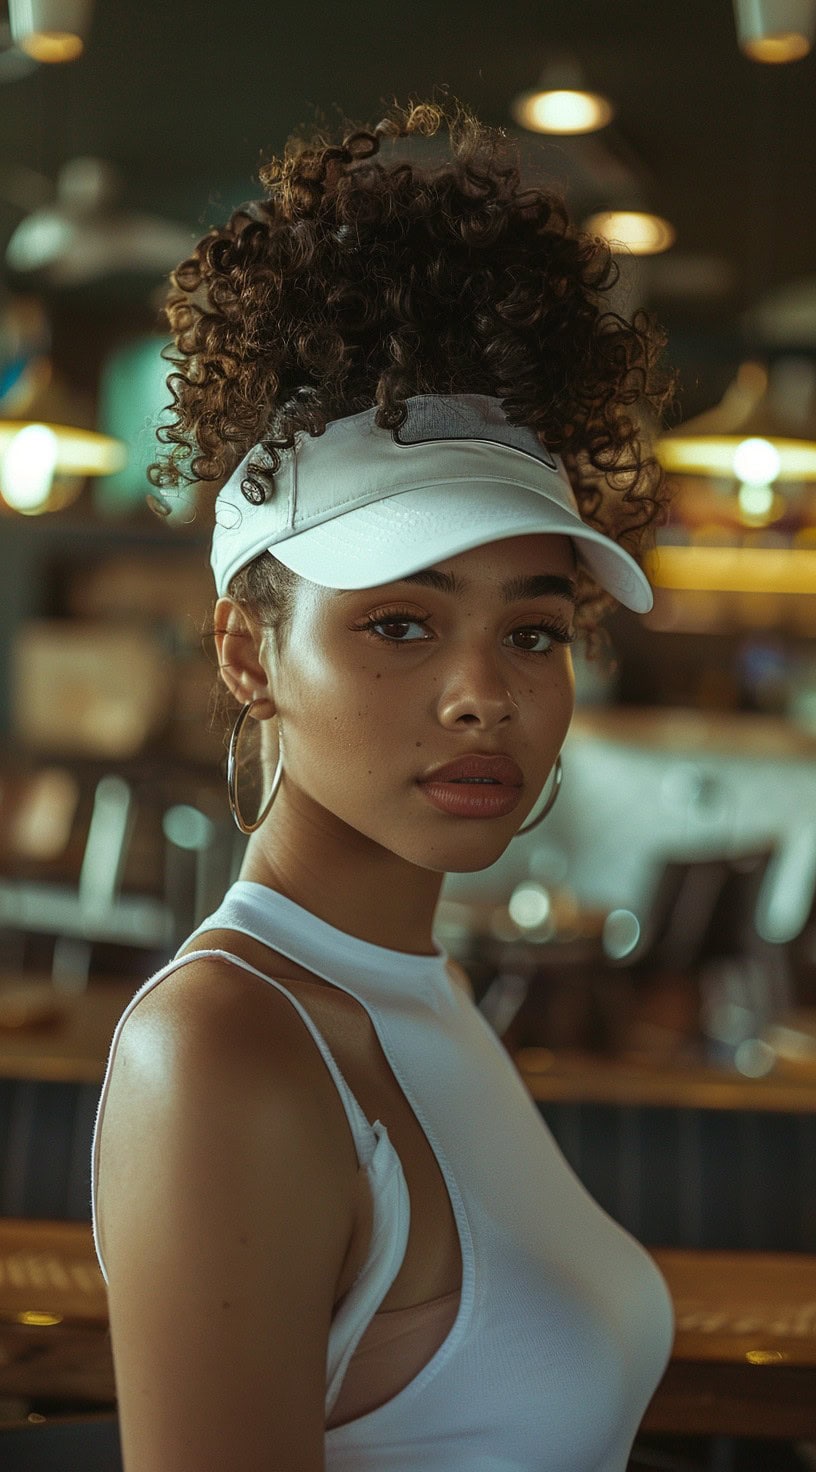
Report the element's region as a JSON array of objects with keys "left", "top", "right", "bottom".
[{"left": 0, "top": 1, "right": 816, "bottom": 1467}]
